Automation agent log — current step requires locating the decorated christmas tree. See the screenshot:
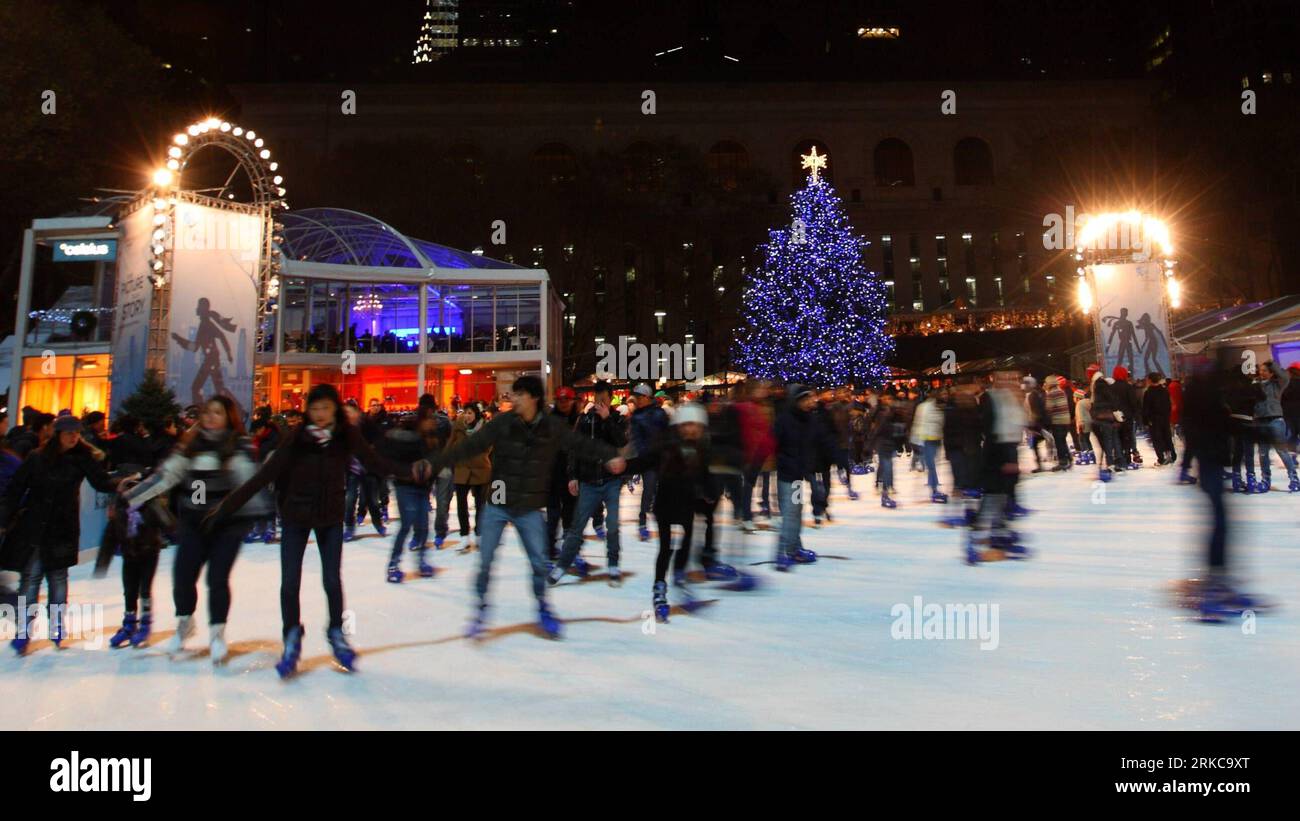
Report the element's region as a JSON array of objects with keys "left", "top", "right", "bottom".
[
  {"left": 734, "top": 148, "right": 894, "bottom": 386},
  {"left": 119, "top": 369, "right": 181, "bottom": 432}
]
